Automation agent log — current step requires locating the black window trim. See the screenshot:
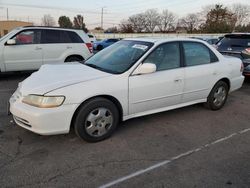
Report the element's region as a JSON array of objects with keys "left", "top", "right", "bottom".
[
  {"left": 181, "top": 41, "right": 219, "bottom": 67},
  {"left": 5, "top": 29, "right": 42, "bottom": 46}
]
